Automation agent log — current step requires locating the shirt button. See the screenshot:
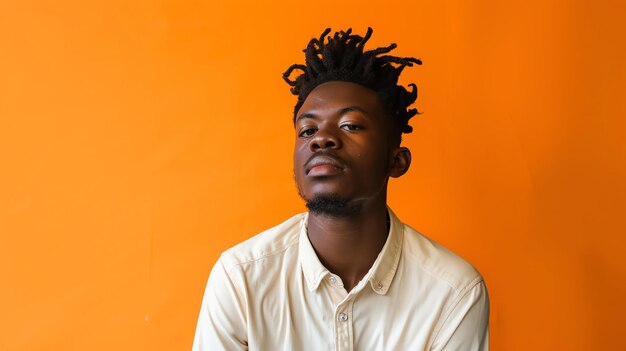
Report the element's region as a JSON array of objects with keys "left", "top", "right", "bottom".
[
  {"left": 376, "top": 282, "right": 383, "bottom": 290},
  {"left": 329, "top": 276, "right": 337, "bottom": 284},
  {"left": 338, "top": 313, "right": 348, "bottom": 322}
]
